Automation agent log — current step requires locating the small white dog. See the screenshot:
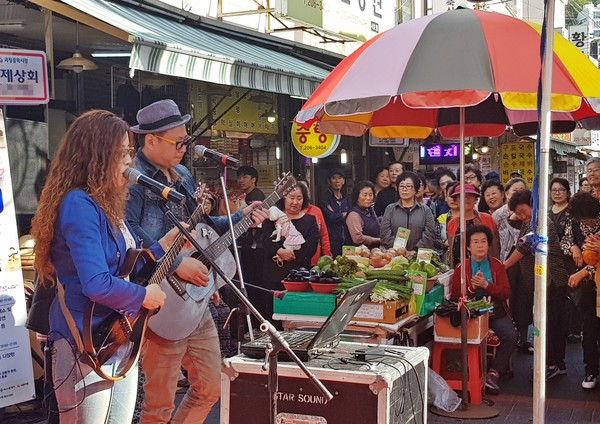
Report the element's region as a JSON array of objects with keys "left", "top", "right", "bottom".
[{"left": 268, "top": 206, "right": 305, "bottom": 251}]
